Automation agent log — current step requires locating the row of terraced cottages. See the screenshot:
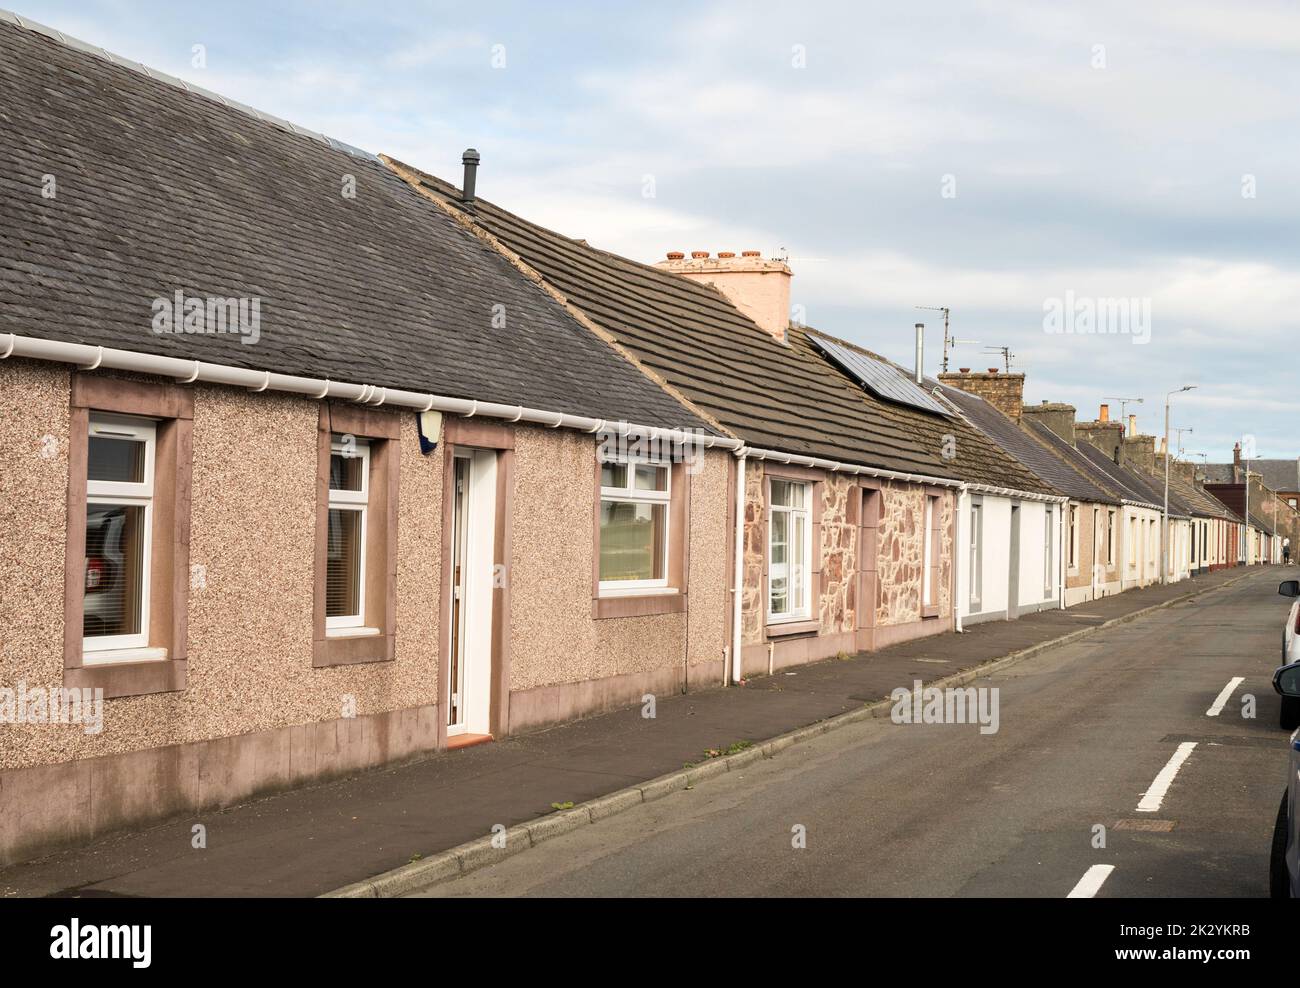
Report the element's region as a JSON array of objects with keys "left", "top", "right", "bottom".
[{"left": 0, "top": 12, "right": 1282, "bottom": 865}]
